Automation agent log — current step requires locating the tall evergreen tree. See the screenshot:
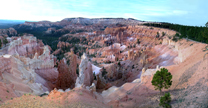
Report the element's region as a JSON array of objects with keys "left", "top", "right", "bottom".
[{"left": 151, "top": 68, "right": 172, "bottom": 94}]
